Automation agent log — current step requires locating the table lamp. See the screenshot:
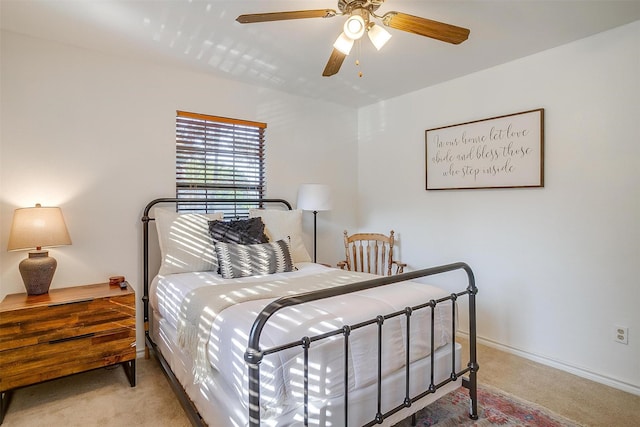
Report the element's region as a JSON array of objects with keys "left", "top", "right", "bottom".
[
  {"left": 7, "top": 203, "right": 72, "bottom": 295},
  {"left": 297, "top": 184, "right": 331, "bottom": 263}
]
